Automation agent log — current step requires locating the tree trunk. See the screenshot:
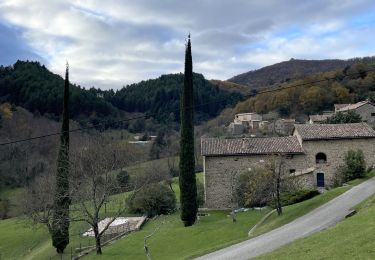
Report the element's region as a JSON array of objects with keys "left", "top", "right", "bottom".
[
  {"left": 93, "top": 225, "right": 102, "bottom": 255},
  {"left": 276, "top": 172, "right": 282, "bottom": 215}
]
